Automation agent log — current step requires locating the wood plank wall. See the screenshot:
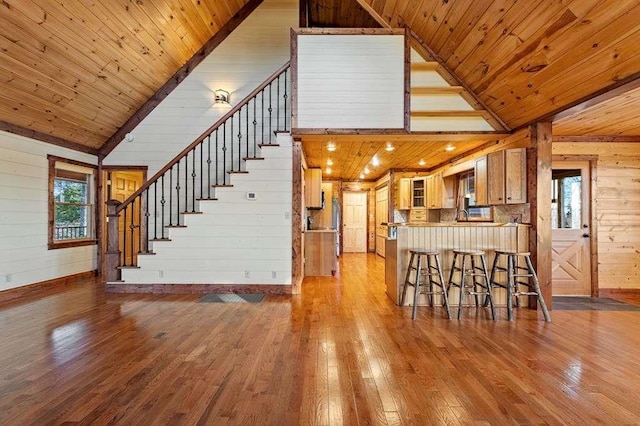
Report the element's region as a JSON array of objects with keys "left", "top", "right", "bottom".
[
  {"left": 554, "top": 141, "right": 640, "bottom": 290},
  {"left": 0, "top": 130, "right": 97, "bottom": 290}
]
